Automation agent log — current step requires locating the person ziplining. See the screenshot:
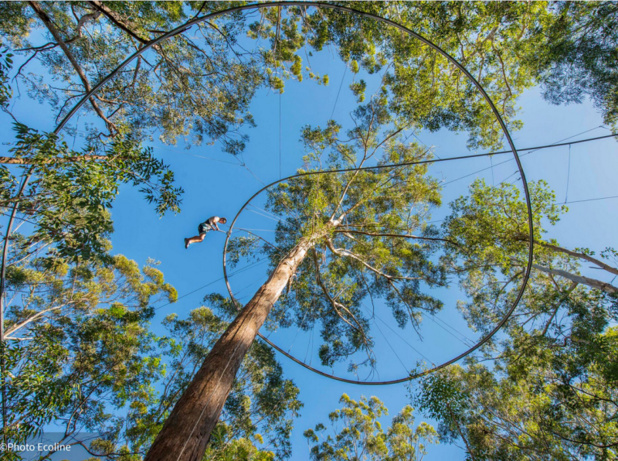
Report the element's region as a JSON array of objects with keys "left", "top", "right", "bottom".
[{"left": 185, "top": 216, "right": 227, "bottom": 248}]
